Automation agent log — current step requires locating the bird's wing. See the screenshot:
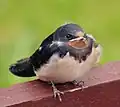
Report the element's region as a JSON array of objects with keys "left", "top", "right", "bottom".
[
  {"left": 9, "top": 41, "right": 68, "bottom": 77},
  {"left": 30, "top": 41, "right": 69, "bottom": 70}
]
